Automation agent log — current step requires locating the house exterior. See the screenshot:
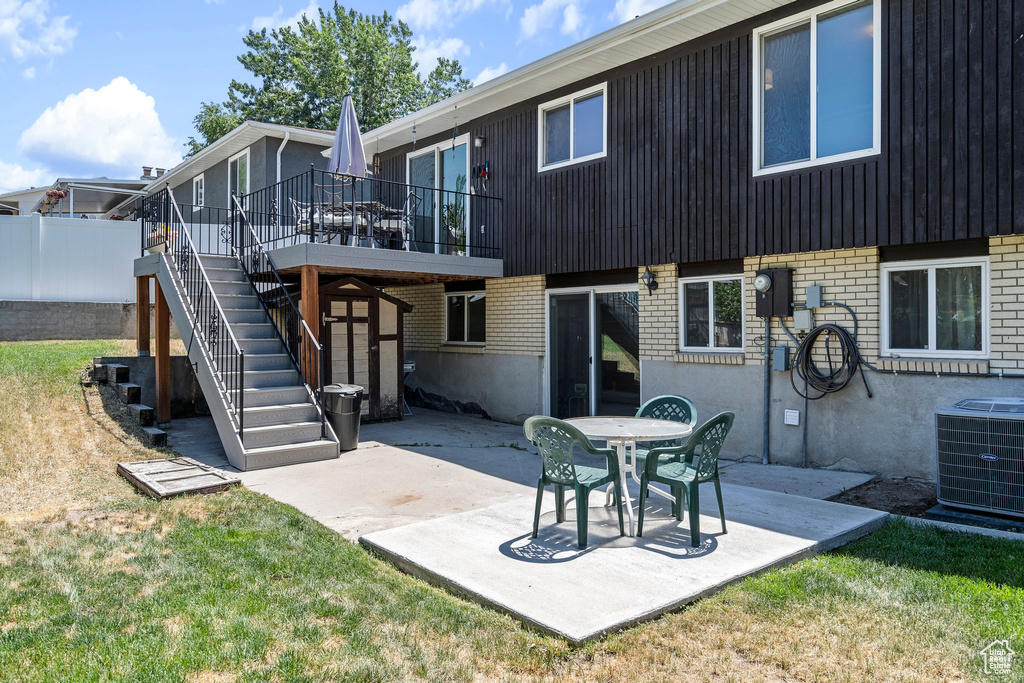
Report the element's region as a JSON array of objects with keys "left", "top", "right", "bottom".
[
  {"left": 352, "top": 0, "right": 1024, "bottom": 480},
  {"left": 130, "top": 0, "right": 1024, "bottom": 483},
  {"left": 133, "top": 121, "right": 336, "bottom": 208}
]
